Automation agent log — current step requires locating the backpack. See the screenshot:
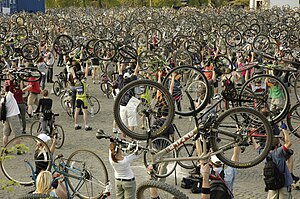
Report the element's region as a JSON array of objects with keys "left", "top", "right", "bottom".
[
  {"left": 210, "top": 170, "right": 232, "bottom": 199},
  {"left": 0, "top": 96, "right": 7, "bottom": 122},
  {"left": 263, "top": 155, "right": 286, "bottom": 190}
]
